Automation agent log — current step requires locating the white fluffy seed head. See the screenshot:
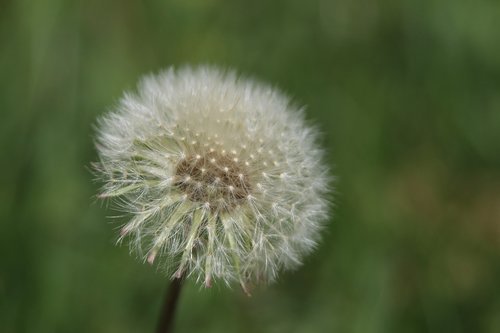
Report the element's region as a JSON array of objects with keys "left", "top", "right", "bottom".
[{"left": 94, "top": 66, "right": 331, "bottom": 293}]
